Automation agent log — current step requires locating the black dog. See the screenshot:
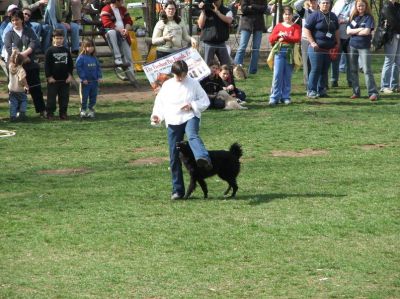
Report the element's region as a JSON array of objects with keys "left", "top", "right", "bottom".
[{"left": 176, "top": 141, "right": 242, "bottom": 199}]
